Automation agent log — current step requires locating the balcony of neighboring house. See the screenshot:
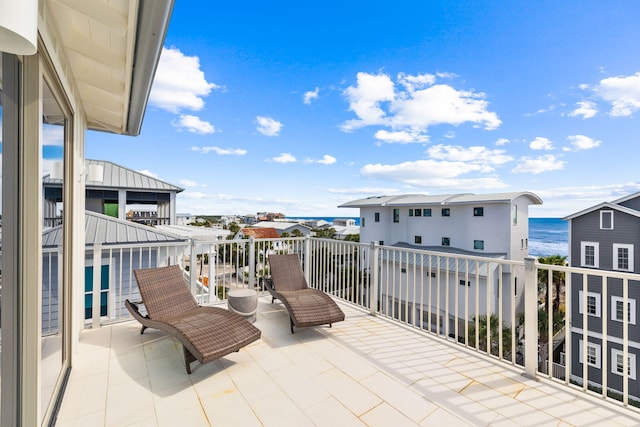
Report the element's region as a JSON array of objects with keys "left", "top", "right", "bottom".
[{"left": 45, "top": 237, "right": 639, "bottom": 425}]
